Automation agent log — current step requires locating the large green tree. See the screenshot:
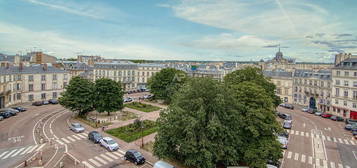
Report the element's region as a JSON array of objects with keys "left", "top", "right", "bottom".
[
  {"left": 148, "top": 68, "right": 187, "bottom": 103},
  {"left": 94, "top": 78, "right": 124, "bottom": 116},
  {"left": 153, "top": 78, "right": 282, "bottom": 168},
  {"left": 224, "top": 67, "right": 282, "bottom": 107},
  {"left": 59, "top": 76, "right": 94, "bottom": 116}
]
